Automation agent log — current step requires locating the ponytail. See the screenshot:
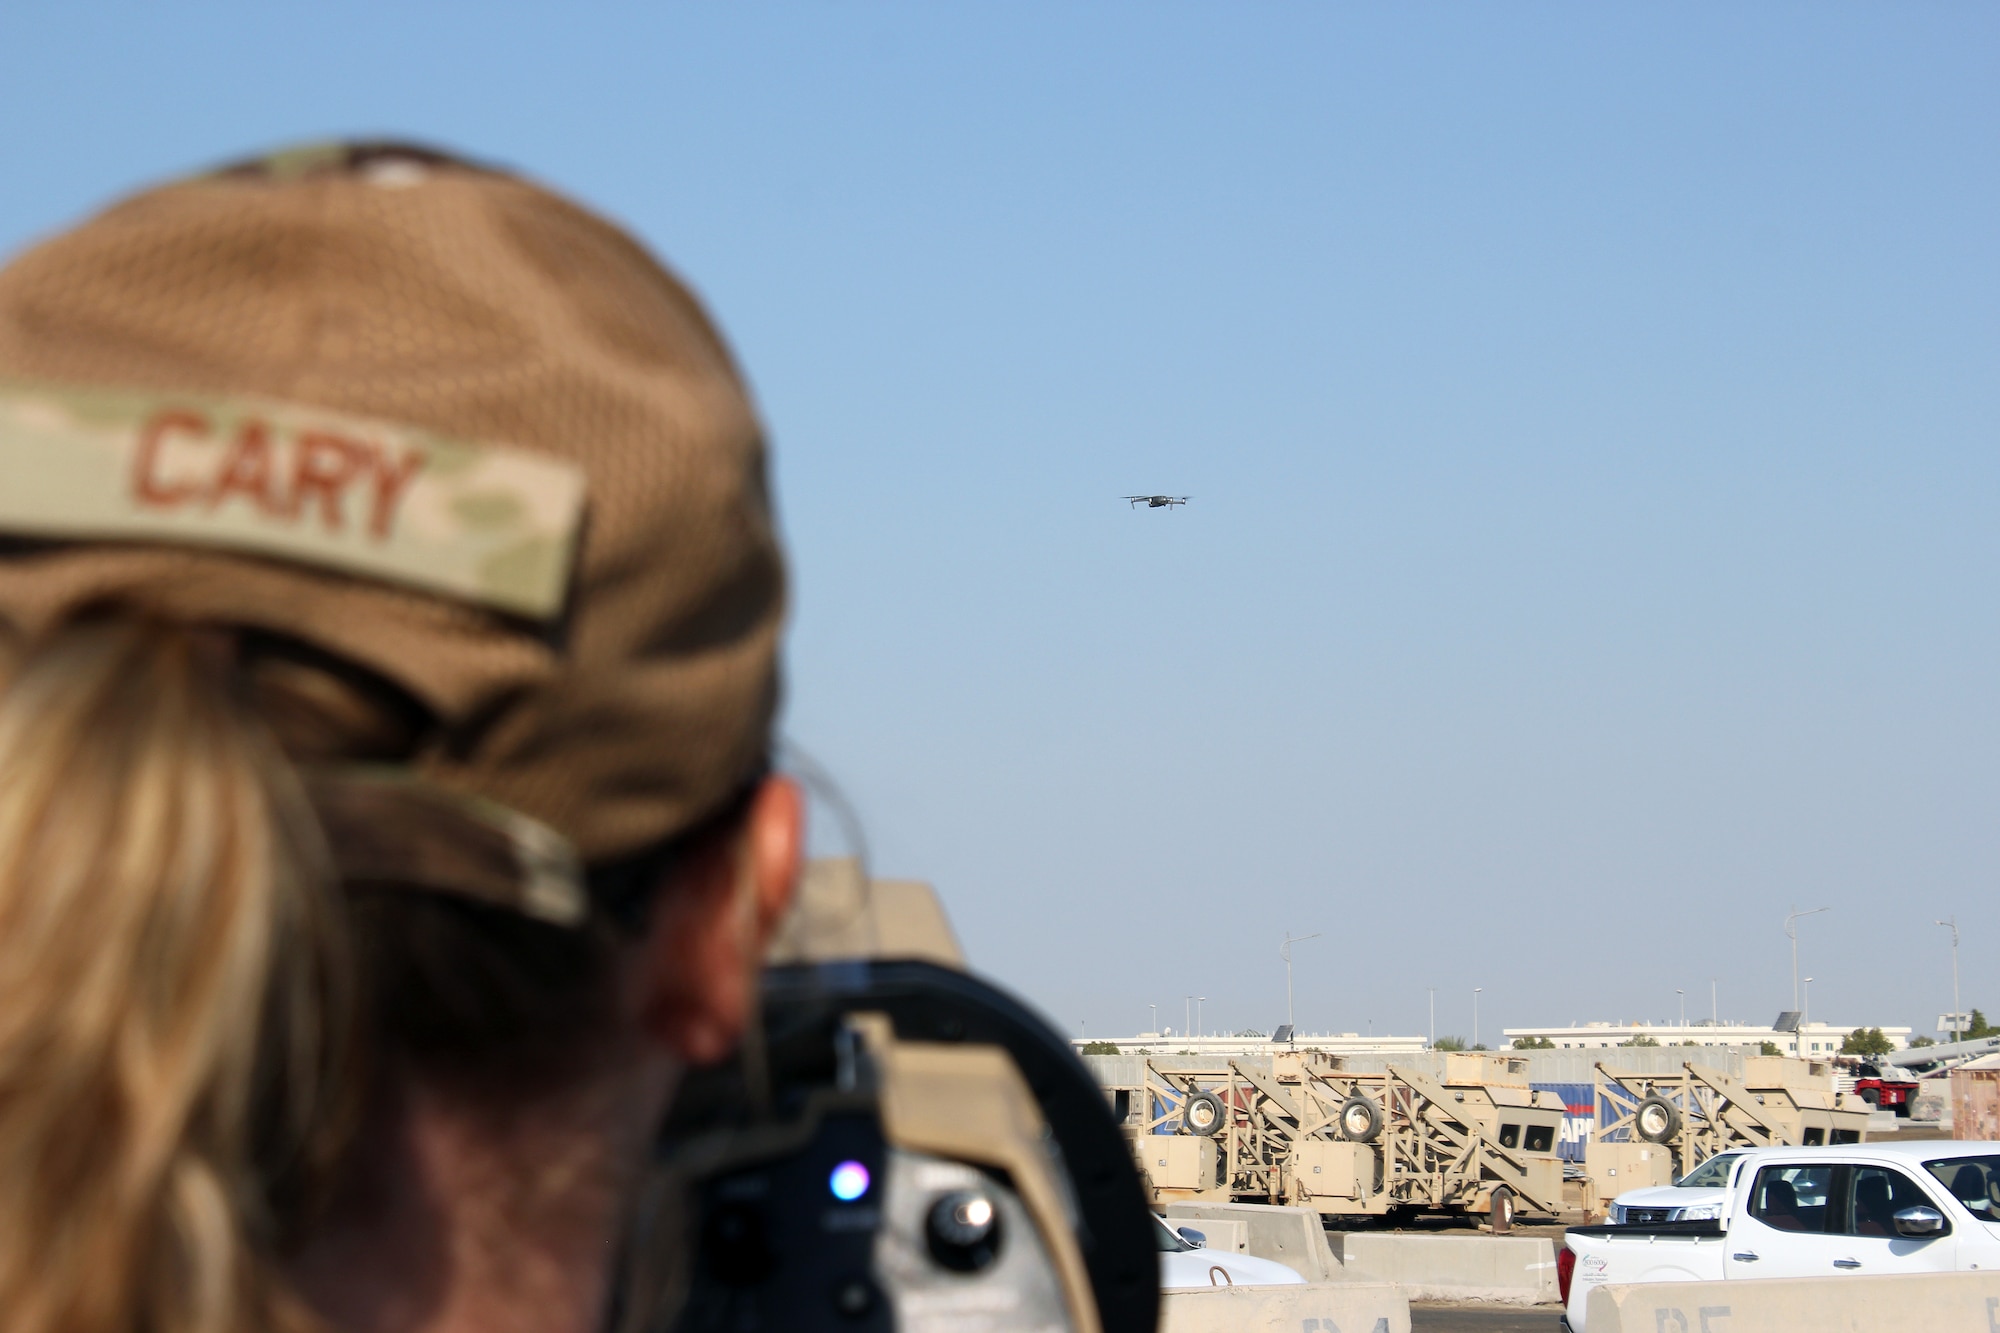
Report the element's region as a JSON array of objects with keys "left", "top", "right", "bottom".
[{"left": 0, "top": 620, "right": 350, "bottom": 1333}]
